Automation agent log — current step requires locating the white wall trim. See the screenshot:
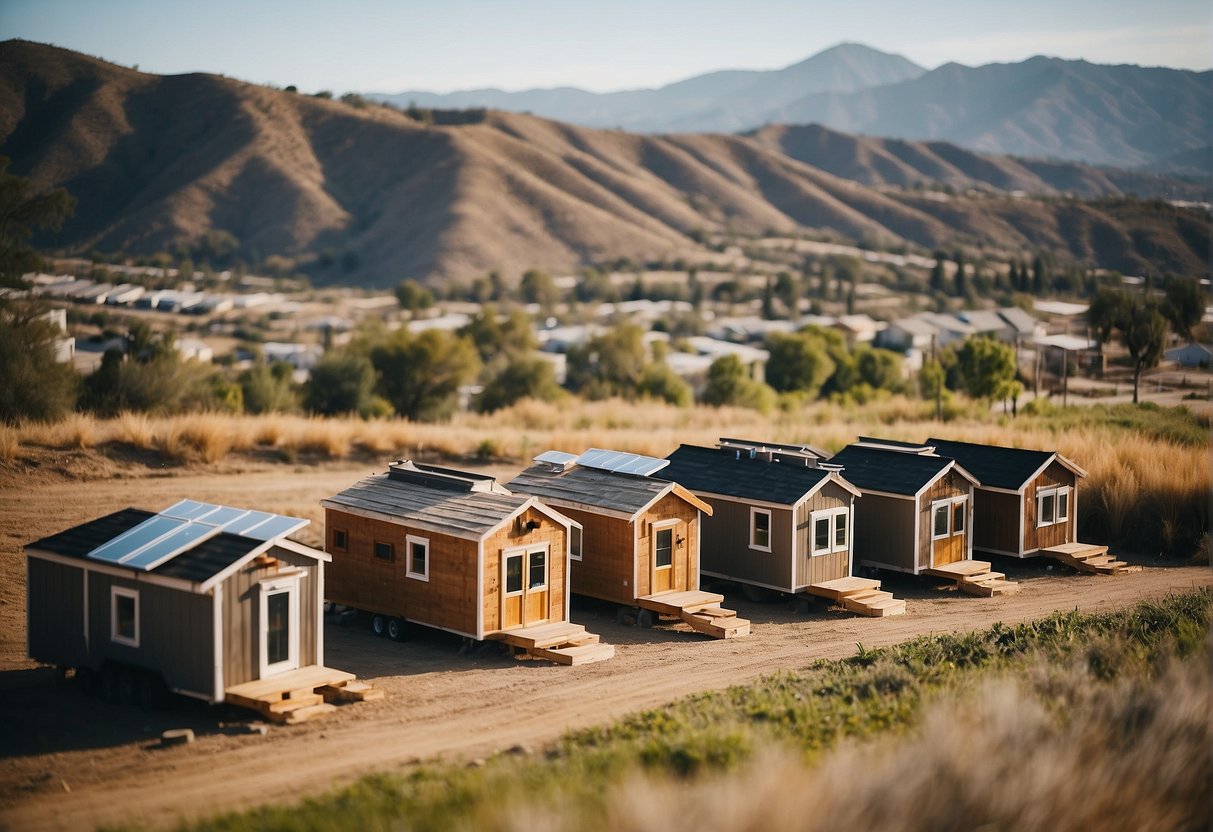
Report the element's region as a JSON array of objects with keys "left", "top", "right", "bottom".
[
  {"left": 405, "top": 534, "right": 430, "bottom": 582},
  {"left": 212, "top": 583, "right": 224, "bottom": 702}
]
